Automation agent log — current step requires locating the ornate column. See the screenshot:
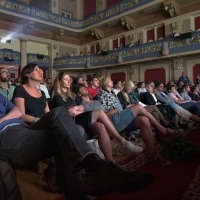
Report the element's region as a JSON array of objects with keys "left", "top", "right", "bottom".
[
  {"left": 20, "top": 39, "right": 27, "bottom": 69},
  {"left": 50, "top": 0, "right": 58, "bottom": 14},
  {"left": 129, "top": 64, "right": 139, "bottom": 82},
  {"left": 47, "top": 44, "right": 60, "bottom": 79}
]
